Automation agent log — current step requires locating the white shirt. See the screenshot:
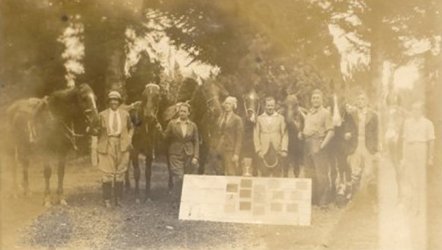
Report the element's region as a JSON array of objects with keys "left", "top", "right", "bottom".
[
  {"left": 177, "top": 119, "right": 189, "bottom": 137},
  {"left": 356, "top": 108, "right": 367, "bottom": 152},
  {"left": 403, "top": 117, "right": 435, "bottom": 143},
  {"left": 108, "top": 109, "right": 122, "bottom": 136}
]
